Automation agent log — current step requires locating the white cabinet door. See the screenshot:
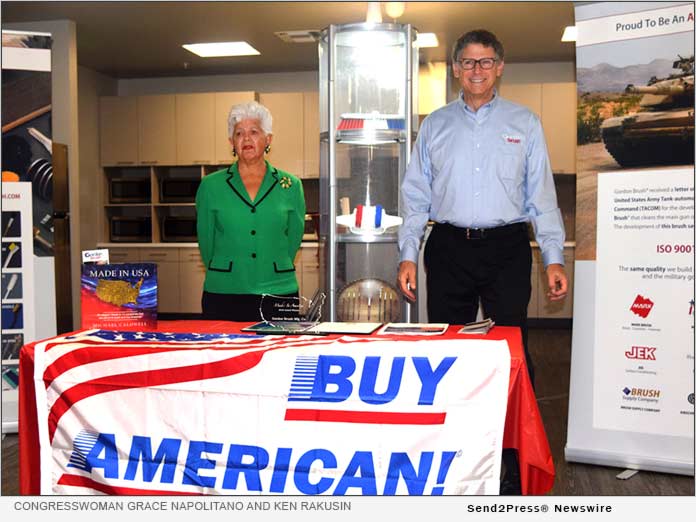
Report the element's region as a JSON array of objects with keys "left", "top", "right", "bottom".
[
  {"left": 176, "top": 93, "right": 215, "bottom": 165},
  {"left": 100, "top": 96, "right": 139, "bottom": 166},
  {"left": 214, "top": 92, "right": 258, "bottom": 165},
  {"left": 138, "top": 95, "right": 177, "bottom": 165},
  {"left": 259, "top": 92, "right": 304, "bottom": 176}
]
